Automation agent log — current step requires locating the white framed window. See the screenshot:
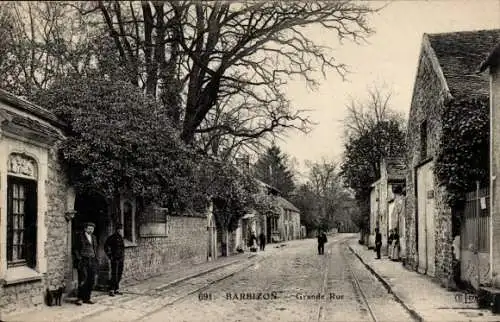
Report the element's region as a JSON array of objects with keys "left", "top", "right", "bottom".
[{"left": 6, "top": 154, "right": 38, "bottom": 269}]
